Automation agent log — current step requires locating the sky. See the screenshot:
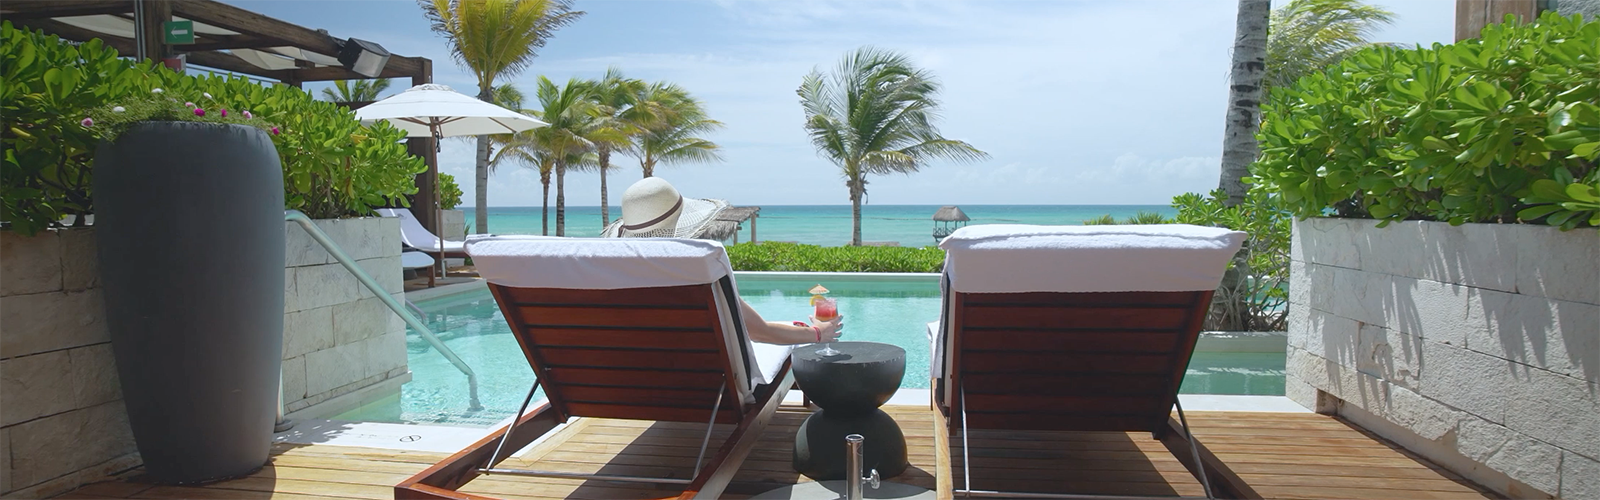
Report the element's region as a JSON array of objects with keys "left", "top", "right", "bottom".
[{"left": 228, "top": 0, "right": 1456, "bottom": 207}]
